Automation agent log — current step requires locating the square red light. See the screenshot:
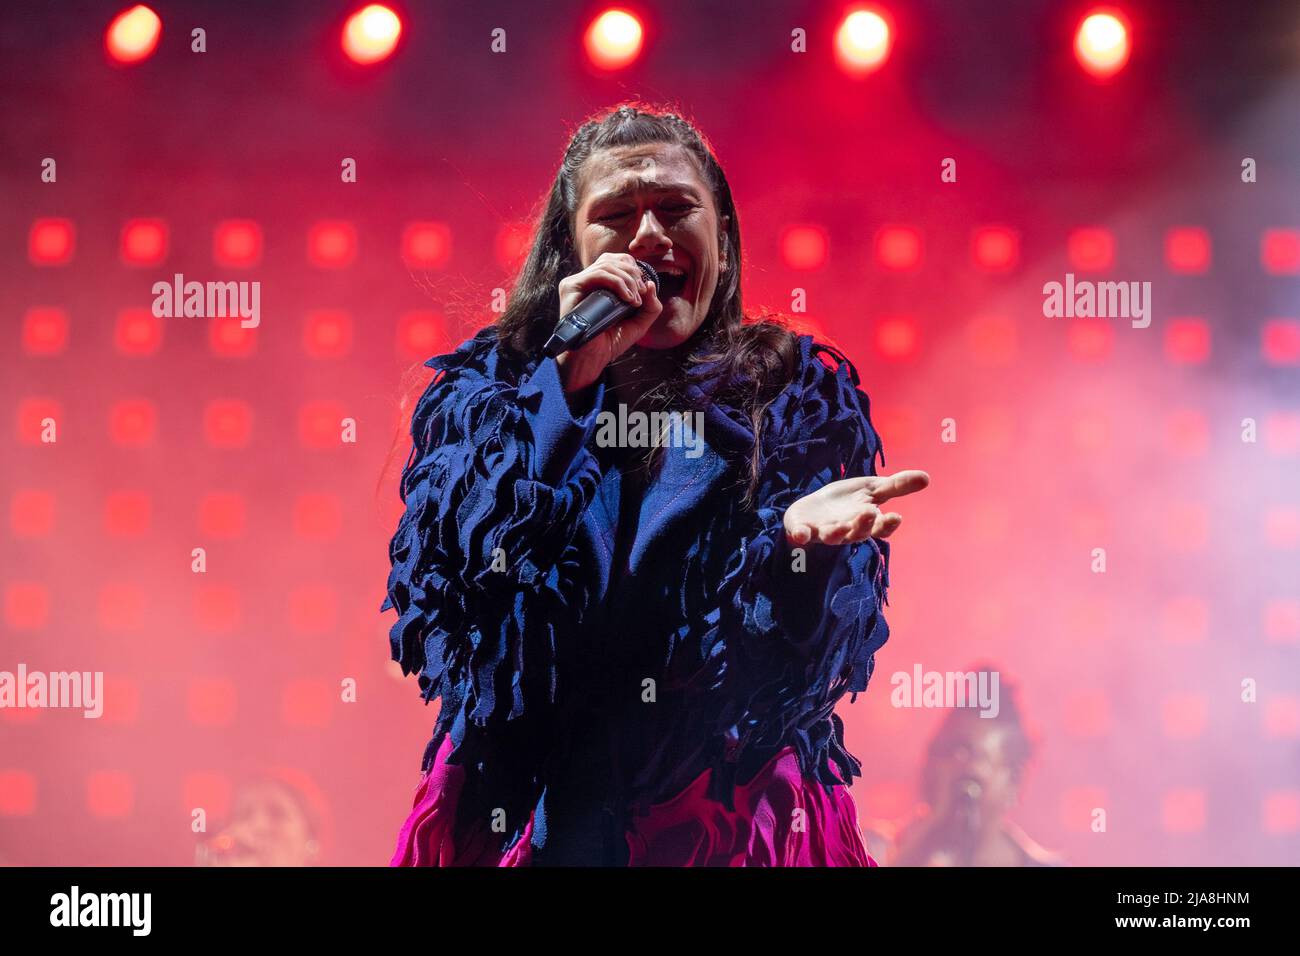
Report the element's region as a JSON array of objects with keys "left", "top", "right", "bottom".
[
  {"left": 1067, "top": 319, "right": 1113, "bottom": 360},
  {"left": 495, "top": 222, "right": 531, "bottom": 270},
  {"left": 1261, "top": 229, "right": 1300, "bottom": 274},
  {"left": 1164, "top": 317, "right": 1210, "bottom": 365},
  {"left": 114, "top": 309, "right": 163, "bottom": 356},
  {"left": 121, "top": 218, "right": 168, "bottom": 265},
  {"left": 398, "top": 310, "right": 447, "bottom": 359},
  {"left": 298, "top": 401, "right": 347, "bottom": 449},
  {"left": 875, "top": 226, "right": 922, "bottom": 270},
  {"left": 293, "top": 494, "right": 342, "bottom": 539},
  {"left": 4, "top": 582, "right": 49, "bottom": 630},
  {"left": 1164, "top": 227, "right": 1211, "bottom": 274},
  {"left": 10, "top": 489, "right": 55, "bottom": 538},
  {"left": 209, "top": 316, "right": 257, "bottom": 358},
  {"left": 780, "top": 225, "right": 829, "bottom": 270},
  {"left": 1264, "top": 600, "right": 1300, "bottom": 644},
  {"left": 972, "top": 226, "right": 1019, "bottom": 271},
  {"left": 0, "top": 771, "right": 38, "bottom": 816},
  {"left": 16, "top": 399, "right": 61, "bottom": 445},
  {"left": 86, "top": 772, "right": 134, "bottom": 819},
  {"left": 308, "top": 220, "right": 357, "bottom": 268},
  {"left": 198, "top": 493, "right": 247, "bottom": 538},
  {"left": 1067, "top": 227, "right": 1114, "bottom": 271},
  {"left": 109, "top": 399, "right": 158, "bottom": 446},
  {"left": 304, "top": 310, "right": 353, "bottom": 359},
  {"left": 194, "top": 585, "right": 241, "bottom": 634},
  {"left": 401, "top": 221, "right": 453, "bottom": 268},
  {"left": 874, "top": 316, "right": 920, "bottom": 360},
  {"left": 1262, "top": 792, "right": 1300, "bottom": 834},
  {"left": 1263, "top": 698, "right": 1300, "bottom": 738},
  {"left": 213, "top": 220, "right": 263, "bottom": 267},
  {"left": 203, "top": 399, "right": 253, "bottom": 448},
  {"left": 104, "top": 490, "right": 151, "bottom": 537},
  {"left": 1263, "top": 319, "right": 1300, "bottom": 365},
  {"left": 28, "top": 218, "right": 75, "bottom": 265},
  {"left": 22, "top": 307, "right": 69, "bottom": 355},
  {"left": 1265, "top": 507, "right": 1300, "bottom": 550}
]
